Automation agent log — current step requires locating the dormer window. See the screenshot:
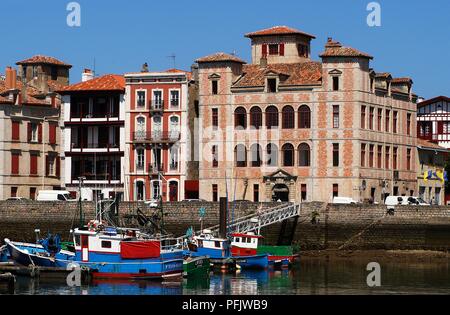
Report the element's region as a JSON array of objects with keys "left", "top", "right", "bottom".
[{"left": 267, "top": 78, "right": 277, "bottom": 93}]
